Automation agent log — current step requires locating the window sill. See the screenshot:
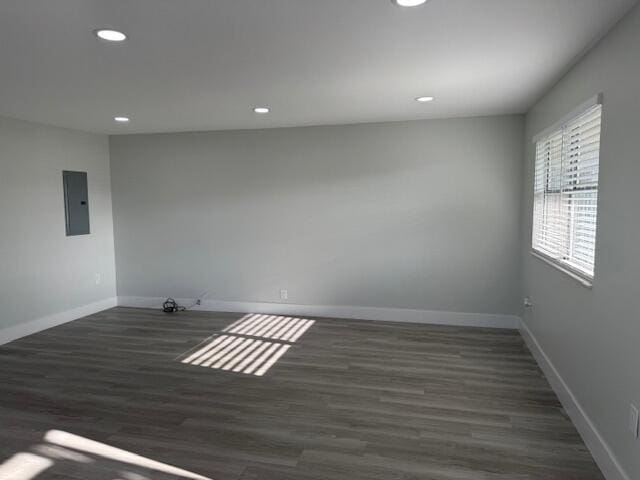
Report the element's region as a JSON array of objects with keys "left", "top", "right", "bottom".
[{"left": 530, "top": 251, "right": 593, "bottom": 289}]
